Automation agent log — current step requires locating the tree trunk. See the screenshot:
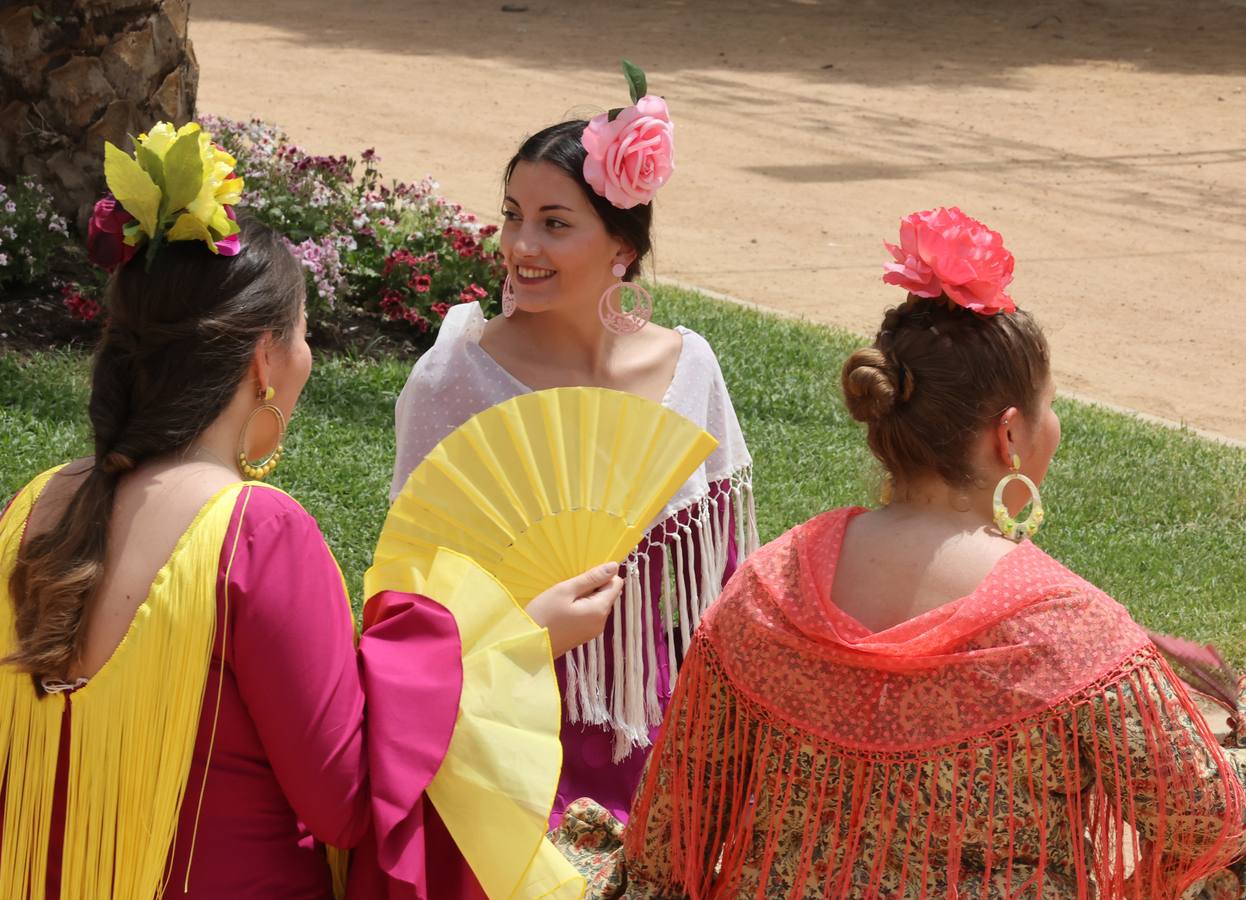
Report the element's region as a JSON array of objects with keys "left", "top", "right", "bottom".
[{"left": 0, "top": 0, "right": 198, "bottom": 230}]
